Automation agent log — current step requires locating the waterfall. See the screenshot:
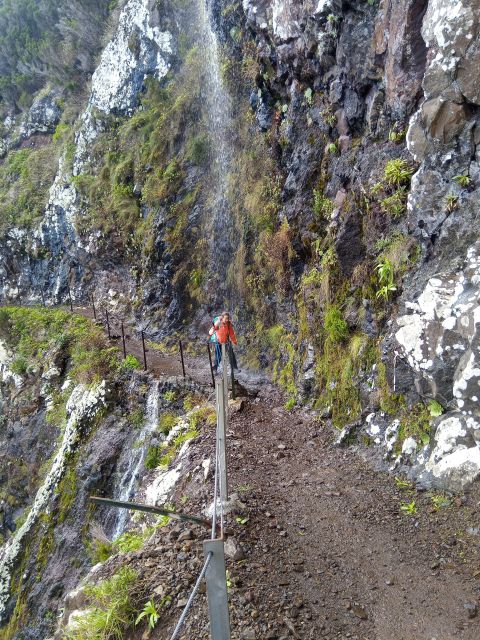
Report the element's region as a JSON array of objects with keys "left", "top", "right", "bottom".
[
  {"left": 196, "top": 0, "right": 234, "bottom": 298},
  {"left": 111, "top": 380, "right": 160, "bottom": 539}
]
